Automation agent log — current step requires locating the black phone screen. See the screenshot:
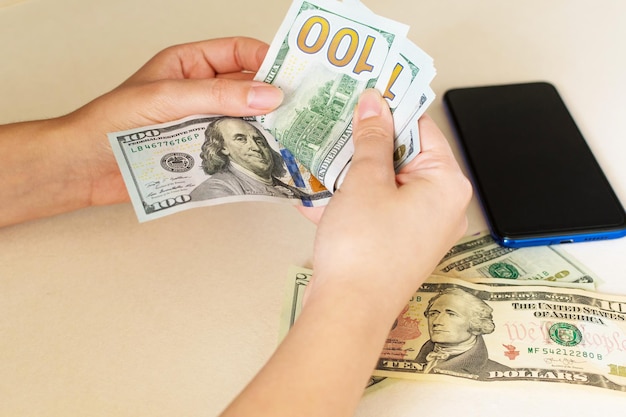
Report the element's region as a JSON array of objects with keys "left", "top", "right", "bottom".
[{"left": 444, "top": 82, "right": 626, "bottom": 246}]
